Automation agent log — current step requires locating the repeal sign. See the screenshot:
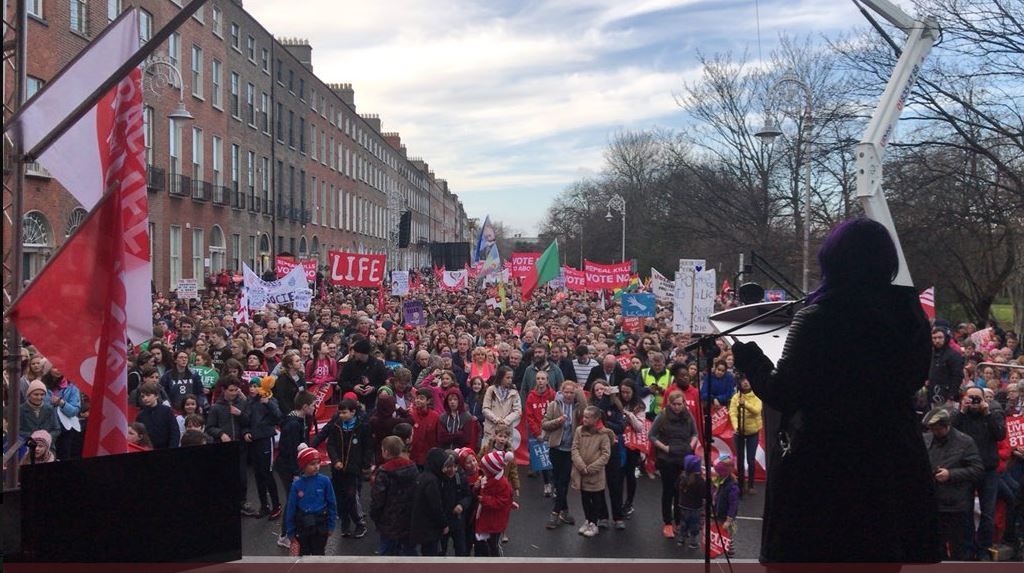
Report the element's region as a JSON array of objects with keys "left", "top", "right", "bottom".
[{"left": 328, "top": 251, "right": 386, "bottom": 287}]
